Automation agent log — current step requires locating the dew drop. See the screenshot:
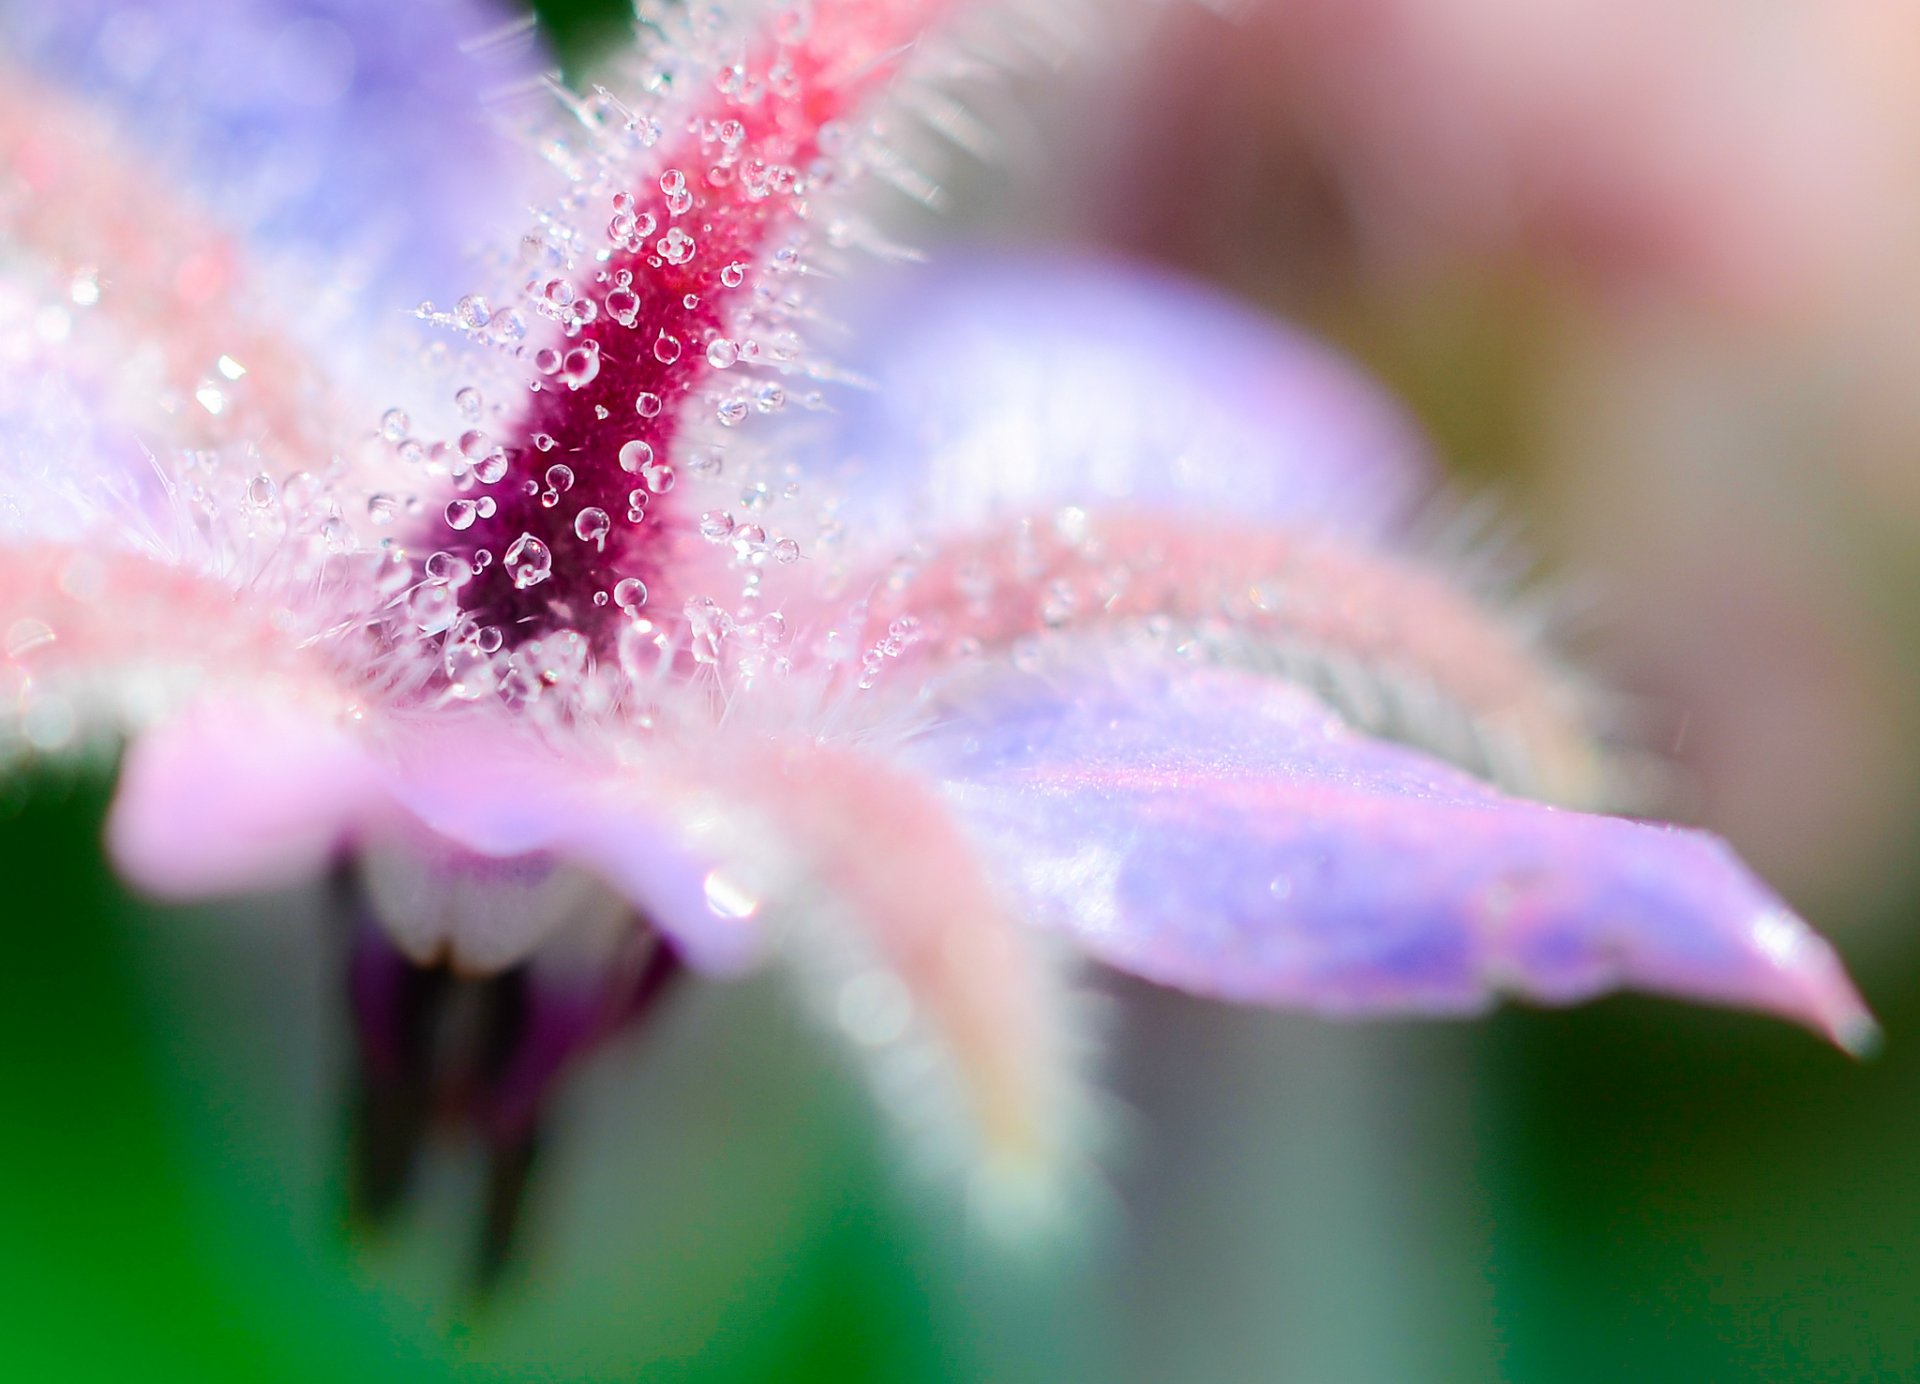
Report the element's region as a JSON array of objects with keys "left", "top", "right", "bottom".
[
  {"left": 618, "top": 439, "right": 654, "bottom": 473},
  {"left": 635, "top": 391, "right": 663, "bottom": 418},
  {"left": 379, "top": 409, "right": 410, "bottom": 443},
  {"left": 719, "top": 261, "right": 746, "bottom": 288},
  {"left": 653, "top": 331, "right": 682, "bottom": 364},
  {"left": 562, "top": 341, "right": 602, "bottom": 389},
  {"left": 657, "top": 228, "right": 696, "bottom": 264},
  {"left": 613, "top": 576, "right": 649, "bottom": 611},
  {"left": 408, "top": 582, "right": 459, "bottom": 634},
  {"left": 444, "top": 643, "right": 495, "bottom": 700},
  {"left": 424, "top": 551, "right": 469, "bottom": 585},
  {"left": 444, "top": 498, "right": 477, "bottom": 530},
  {"left": 575, "top": 506, "right": 612, "bottom": 549},
  {"left": 504, "top": 533, "right": 552, "bottom": 589},
  {"left": 706, "top": 338, "right": 739, "bottom": 369},
  {"left": 456, "top": 295, "right": 491, "bottom": 329}
]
